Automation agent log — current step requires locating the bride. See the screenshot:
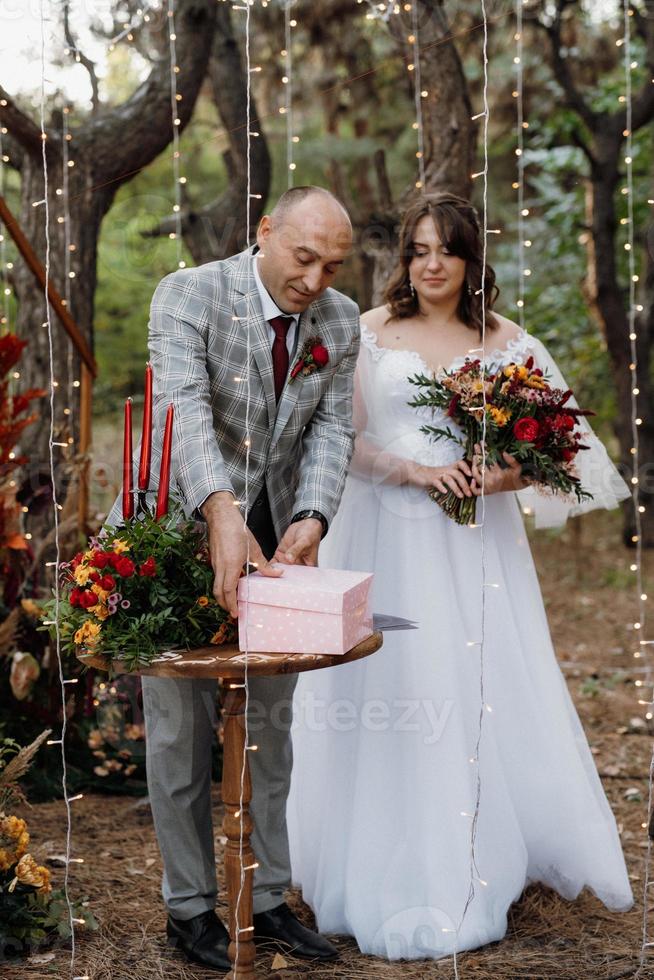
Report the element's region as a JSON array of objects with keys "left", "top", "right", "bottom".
[{"left": 286, "top": 193, "right": 633, "bottom": 960}]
